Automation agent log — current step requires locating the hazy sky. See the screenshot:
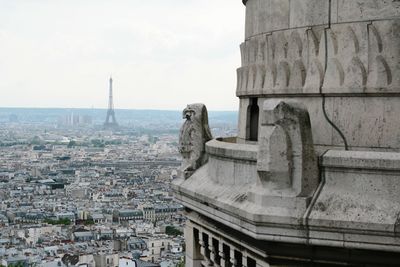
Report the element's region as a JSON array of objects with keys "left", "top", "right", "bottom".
[{"left": 0, "top": 0, "right": 245, "bottom": 111}]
